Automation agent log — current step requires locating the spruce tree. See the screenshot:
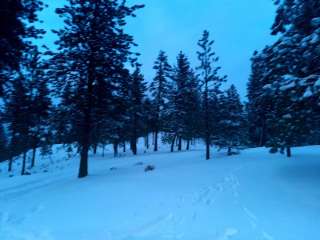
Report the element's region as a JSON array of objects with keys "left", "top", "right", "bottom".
[
  {"left": 4, "top": 76, "right": 31, "bottom": 174},
  {"left": 150, "top": 51, "right": 172, "bottom": 152},
  {"left": 217, "top": 85, "right": 246, "bottom": 155},
  {"left": 0, "top": 0, "right": 45, "bottom": 95},
  {"left": 27, "top": 47, "right": 52, "bottom": 168},
  {"left": 50, "top": 0, "right": 143, "bottom": 178},
  {"left": 197, "top": 30, "right": 226, "bottom": 160},
  {"left": 128, "top": 64, "right": 146, "bottom": 155}
]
